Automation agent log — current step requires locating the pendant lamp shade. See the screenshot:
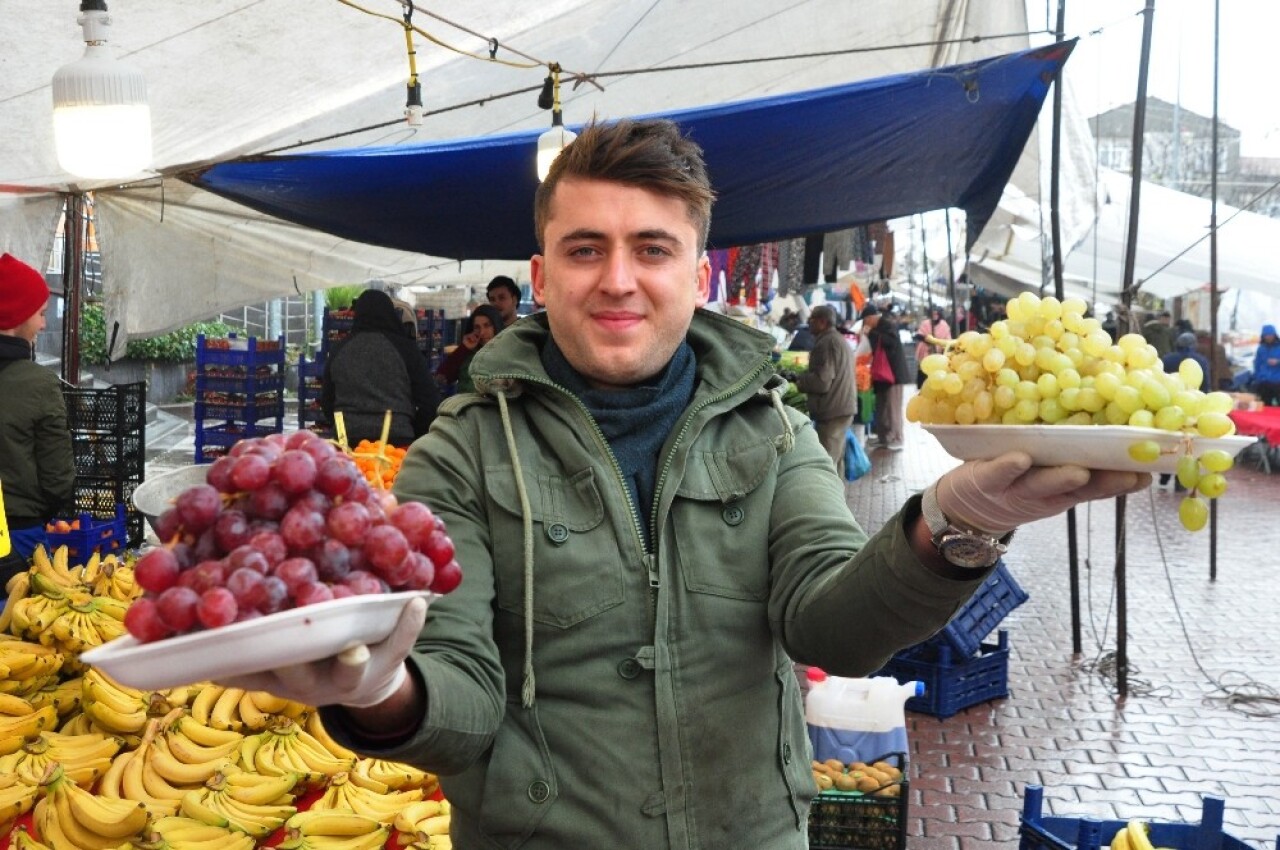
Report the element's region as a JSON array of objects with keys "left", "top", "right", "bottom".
[
  {"left": 536, "top": 116, "right": 576, "bottom": 182},
  {"left": 52, "top": 6, "right": 152, "bottom": 180}
]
